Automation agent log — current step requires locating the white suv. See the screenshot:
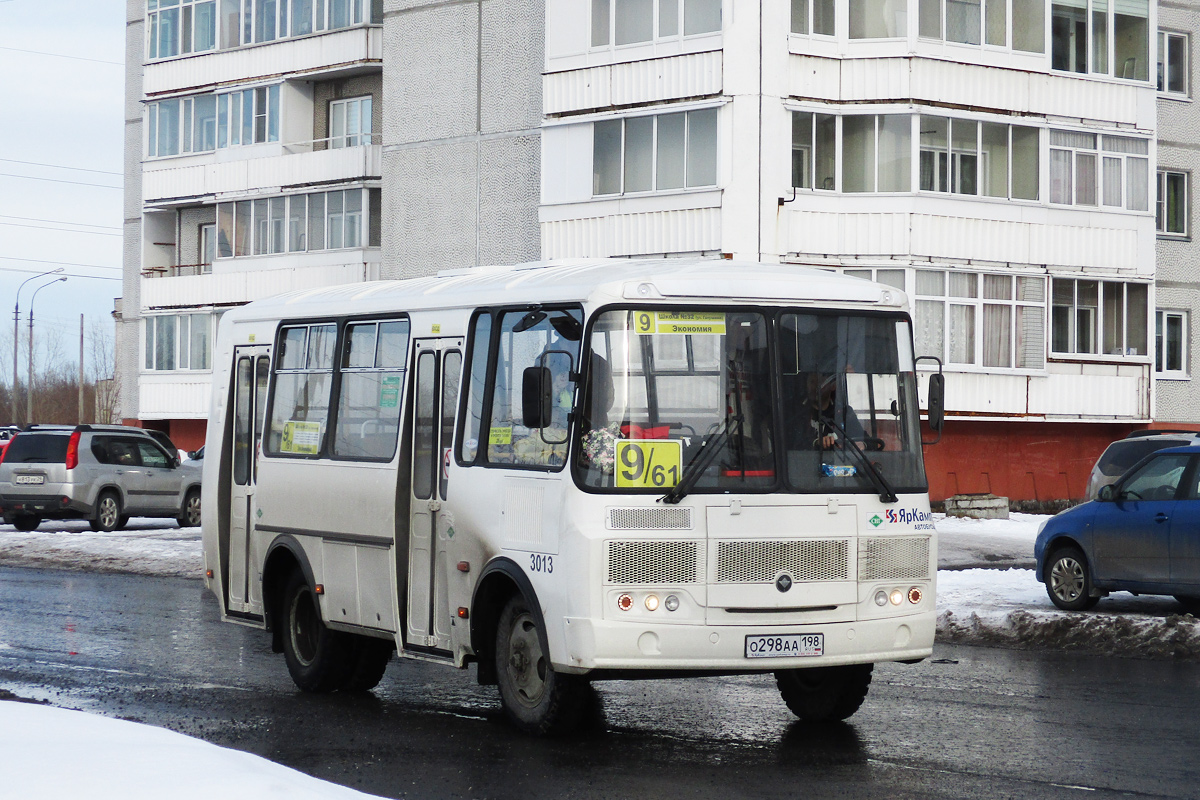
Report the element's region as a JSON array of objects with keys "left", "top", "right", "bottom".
[{"left": 0, "top": 424, "right": 202, "bottom": 532}]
